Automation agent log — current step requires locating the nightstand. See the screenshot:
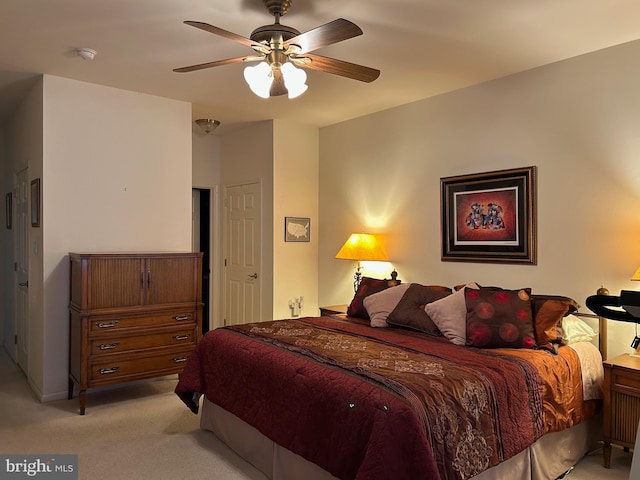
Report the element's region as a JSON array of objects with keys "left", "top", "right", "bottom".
[
  {"left": 603, "top": 353, "right": 640, "bottom": 467},
  {"left": 319, "top": 304, "right": 348, "bottom": 316}
]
